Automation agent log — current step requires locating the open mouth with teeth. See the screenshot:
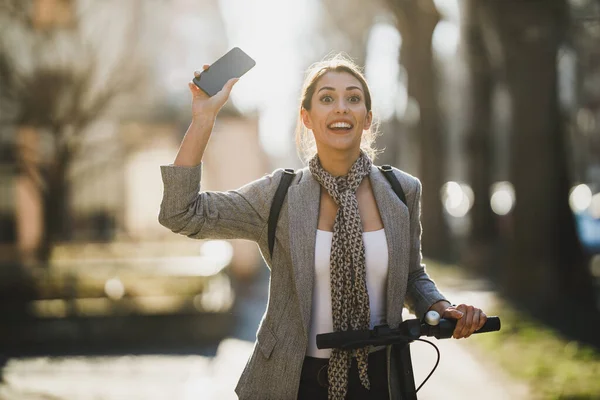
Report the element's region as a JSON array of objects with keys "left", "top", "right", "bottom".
[{"left": 327, "top": 121, "right": 354, "bottom": 132}]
